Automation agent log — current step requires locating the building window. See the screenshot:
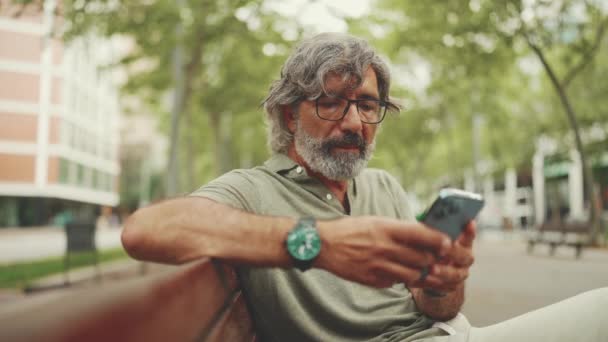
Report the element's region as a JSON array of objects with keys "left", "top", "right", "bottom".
[
  {"left": 60, "top": 121, "right": 70, "bottom": 146},
  {"left": 106, "top": 173, "right": 113, "bottom": 192},
  {"left": 97, "top": 171, "right": 108, "bottom": 191},
  {"left": 84, "top": 166, "right": 92, "bottom": 188},
  {"left": 92, "top": 169, "right": 98, "bottom": 190},
  {"left": 70, "top": 123, "right": 77, "bottom": 149},
  {"left": 0, "top": 198, "right": 19, "bottom": 227},
  {"left": 59, "top": 158, "right": 70, "bottom": 184},
  {"left": 77, "top": 163, "right": 85, "bottom": 186}
]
